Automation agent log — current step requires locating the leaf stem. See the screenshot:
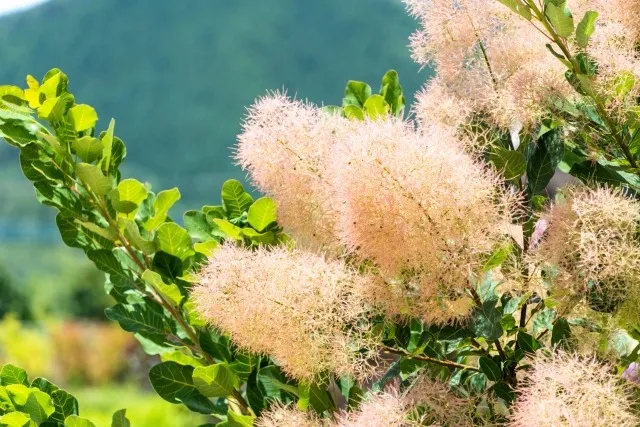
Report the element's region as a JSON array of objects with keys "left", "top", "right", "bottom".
[{"left": 381, "top": 346, "right": 480, "bottom": 372}]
